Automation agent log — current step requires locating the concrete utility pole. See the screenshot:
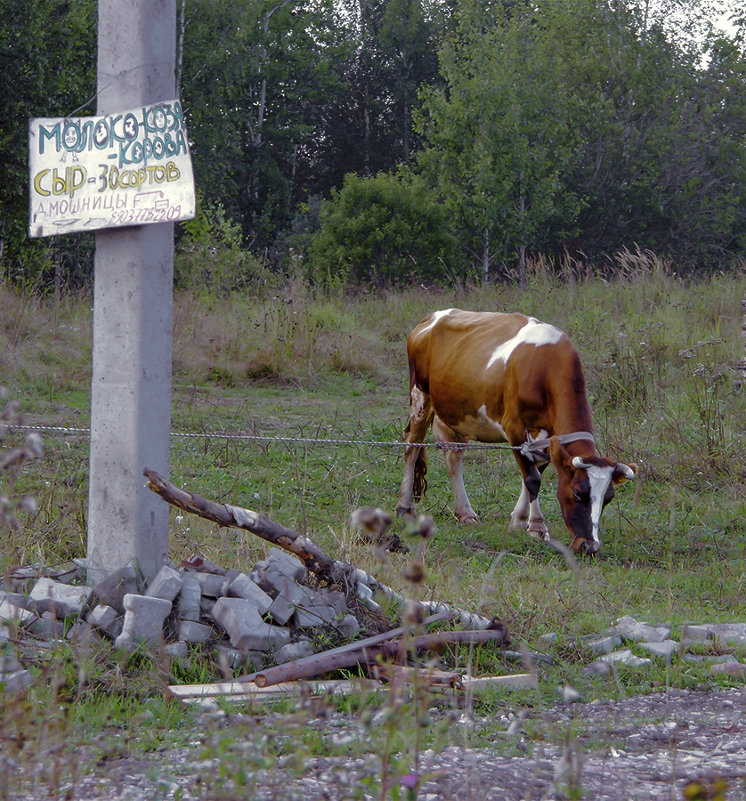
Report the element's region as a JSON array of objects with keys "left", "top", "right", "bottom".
[{"left": 87, "top": 0, "right": 176, "bottom": 583}]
